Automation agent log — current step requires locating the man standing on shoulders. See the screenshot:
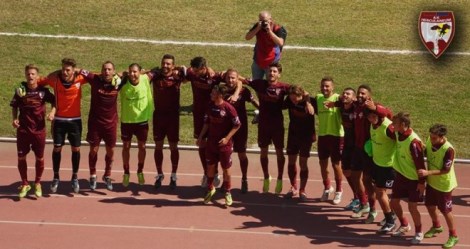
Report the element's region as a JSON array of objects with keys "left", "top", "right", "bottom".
[
  {"left": 11, "top": 64, "right": 56, "bottom": 198},
  {"left": 245, "top": 10, "right": 287, "bottom": 80}
]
